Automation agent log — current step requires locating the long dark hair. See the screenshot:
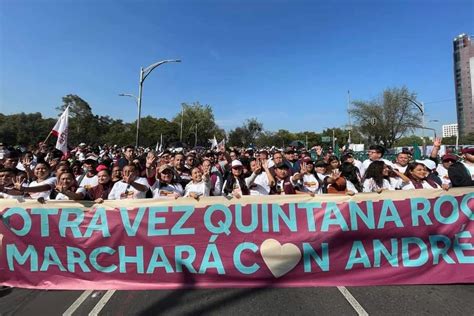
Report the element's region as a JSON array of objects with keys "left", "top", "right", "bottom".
[
  {"left": 223, "top": 173, "right": 250, "bottom": 196},
  {"left": 340, "top": 162, "right": 362, "bottom": 192},
  {"left": 404, "top": 162, "right": 438, "bottom": 189},
  {"left": 364, "top": 161, "right": 386, "bottom": 188}
]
